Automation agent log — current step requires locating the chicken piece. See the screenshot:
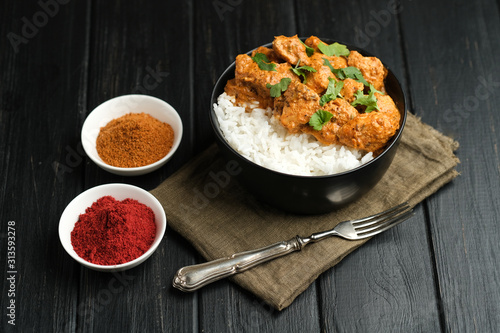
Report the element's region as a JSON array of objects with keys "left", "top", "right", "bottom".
[
  {"left": 304, "top": 61, "right": 335, "bottom": 94},
  {"left": 347, "top": 50, "right": 387, "bottom": 92},
  {"left": 274, "top": 82, "right": 320, "bottom": 133},
  {"left": 305, "top": 121, "right": 340, "bottom": 145},
  {"left": 304, "top": 37, "right": 348, "bottom": 68},
  {"left": 323, "top": 98, "right": 359, "bottom": 125},
  {"left": 273, "top": 93, "right": 286, "bottom": 117},
  {"left": 304, "top": 36, "right": 324, "bottom": 51},
  {"left": 336, "top": 92, "right": 400, "bottom": 152},
  {"left": 302, "top": 118, "right": 340, "bottom": 145},
  {"left": 229, "top": 54, "right": 298, "bottom": 109},
  {"left": 321, "top": 53, "right": 348, "bottom": 70},
  {"left": 337, "top": 111, "right": 399, "bottom": 152},
  {"left": 341, "top": 78, "right": 364, "bottom": 103},
  {"left": 224, "top": 78, "right": 263, "bottom": 109},
  {"left": 251, "top": 46, "right": 283, "bottom": 63},
  {"left": 304, "top": 53, "right": 347, "bottom": 94},
  {"left": 304, "top": 98, "right": 359, "bottom": 145},
  {"left": 375, "top": 93, "right": 400, "bottom": 124},
  {"left": 273, "top": 35, "right": 311, "bottom": 66}
]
